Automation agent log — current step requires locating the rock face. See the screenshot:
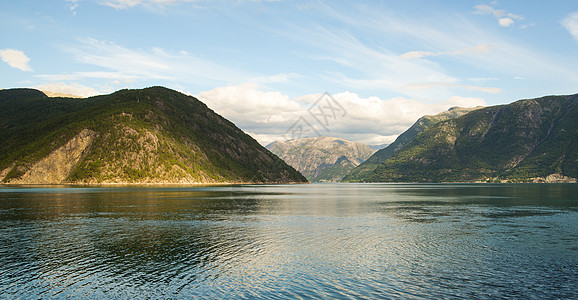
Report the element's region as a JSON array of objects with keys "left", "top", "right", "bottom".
[
  {"left": 8, "top": 129, "right": 97, "bottom": 184},
  {"left": 267, "top": 136, "right": 375, "bottom": 182},
  {"left": 0, "top": 87, "right": 307, "bottom": 184},
  {"left": 344, "top": 106, "right": 483, "bottom": 182},
  {"left": 345, "top": 94, "right": 578, "bottom": 183}
]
